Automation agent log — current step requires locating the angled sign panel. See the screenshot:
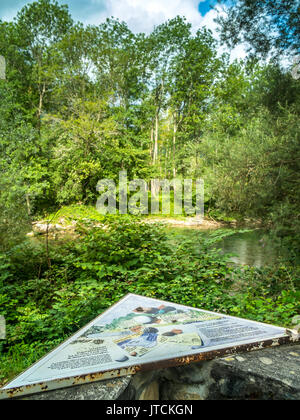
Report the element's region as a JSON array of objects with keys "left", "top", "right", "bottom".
[{"left": 0, "top": 294, "right": 294, "bottom": 399}]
